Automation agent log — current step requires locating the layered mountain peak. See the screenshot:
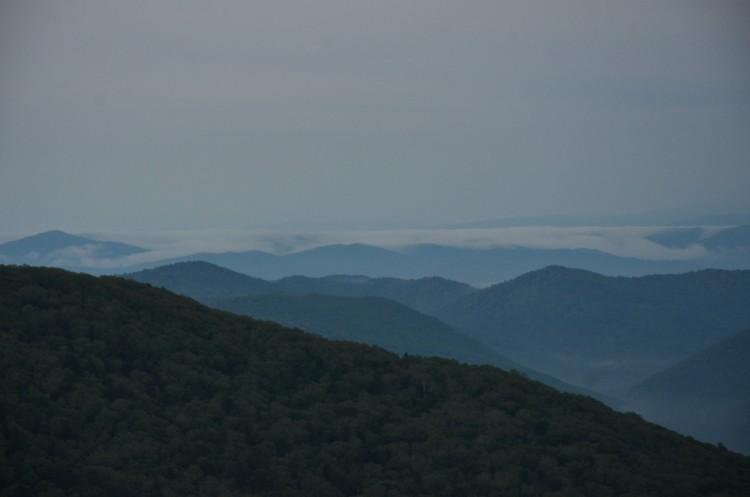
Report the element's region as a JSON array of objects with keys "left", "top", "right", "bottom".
[{"left": 0, "top": 230, "right": 146, "bottom": 267}]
